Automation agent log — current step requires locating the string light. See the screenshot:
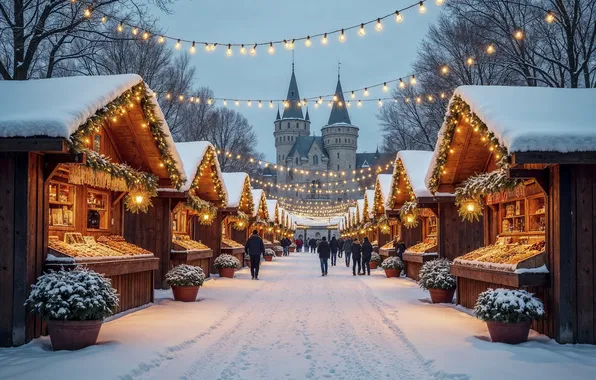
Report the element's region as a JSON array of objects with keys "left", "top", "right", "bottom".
[
  {"left": 419, "top": 2, "right": 427, "bottom": 14},
  {"left": 117, "top": 23, "right": 124, "bottom": 32},
  {"left": 395, "top": 11, "right": 404, "bottom": 23},
  {"left": 83, "top": 8, "right": 92, "bottom": 18},
  {"left": 358, "top": 24, "right": 366, "bottom": 36},
  {"left": 175, "top": 39, "right": 181, "bottom": 50},
  {"left": 486, "top": 44, "right": 496, "bottom": 54},
  {"left": 399, "top": 78, "right": 406, "bottom": 88},
  {"left": 363, "top": 88, "right": 369, "bottom": 96},
  {"left": 268, "top": 42, "right": 275, "bottom": 54},
  {"left": 466, "top": 57, "right": 474, "bottom": 66},
  {"left": 142, "top": 31, "right": 150, "bottom": 40},
  {"left": 376, "top": 18, "right": 383, "bottom": 31},
  {"left": 545, "top": 10, "right": 555, "bottom": 24},
  {"left": 240, "top": 44, "right": 247, "bottom": 55},
  {"left": 251, "top": 44, "right": 257, "bottom": 56},
  {"left": 441, "top": 65, "right": 449, "bottom": 74},
  {"left": 436, "top": 0, "right": 444, "bottom": 5},
  {"left": 410, "top": 75, "right": 417, "bottom": 85},
  {"left": 514, "top": 30, "right": 524, "bottom": 40},
  {"left": 321, "top": 33, "right": 328, "bottom": 45},
  {"left": 339, "top": 29, "right": 346, "bottom": 42},
  {"left": 190, "top": 41, "right": 196, "bottom": 54},
  {"left": 227, "top": 44, "right": 233, "bottom": 56},
  {"left": 305, "top": 36, "right": 312, "bottom": 47},
  {"left": 132, "top": 27, "right": 138, "bottom": 36},
  {"left": 158, "top": 35, "right": 165, "bottom": 44},
  {"left": 383, "top": 82, "right": 388, "bottom": 92}
]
